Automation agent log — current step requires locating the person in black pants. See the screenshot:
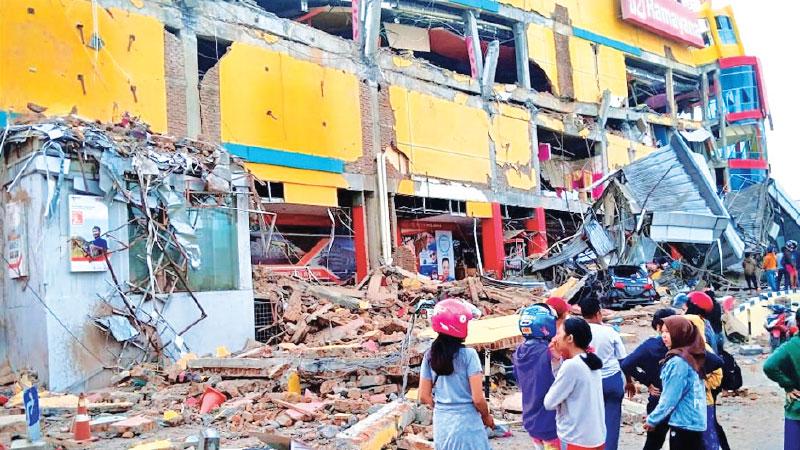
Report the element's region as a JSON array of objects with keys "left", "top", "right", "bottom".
[{"left": 621, "top": 308, "right": 676, "bottom": 450}]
